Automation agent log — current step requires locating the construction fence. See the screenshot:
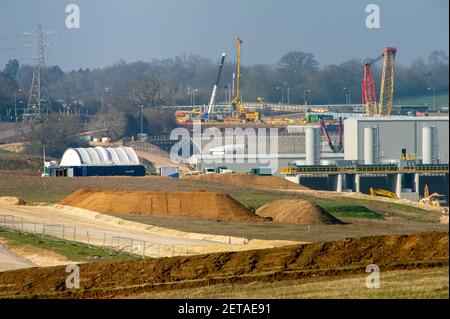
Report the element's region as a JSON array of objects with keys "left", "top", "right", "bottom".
[
  {"left": 123, "top": 140, "right": 171, "bottom": 158},
  {"left": 0, "top": 215, "right": 197, "bottom": 258}
]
